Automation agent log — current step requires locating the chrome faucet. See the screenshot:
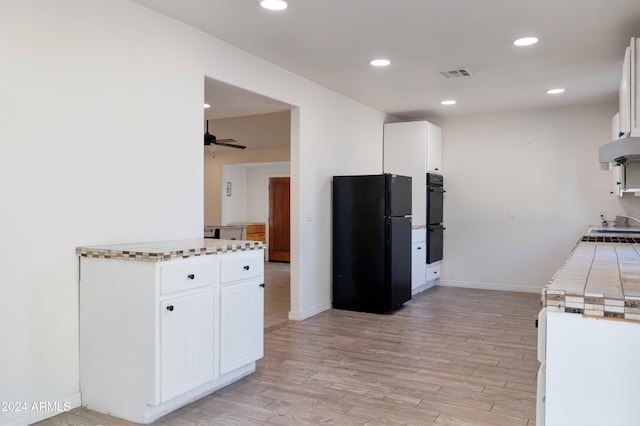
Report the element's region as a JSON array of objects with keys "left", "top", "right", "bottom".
[{"left": 619, "top": 215, "right": 640, "bottom": 227}]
